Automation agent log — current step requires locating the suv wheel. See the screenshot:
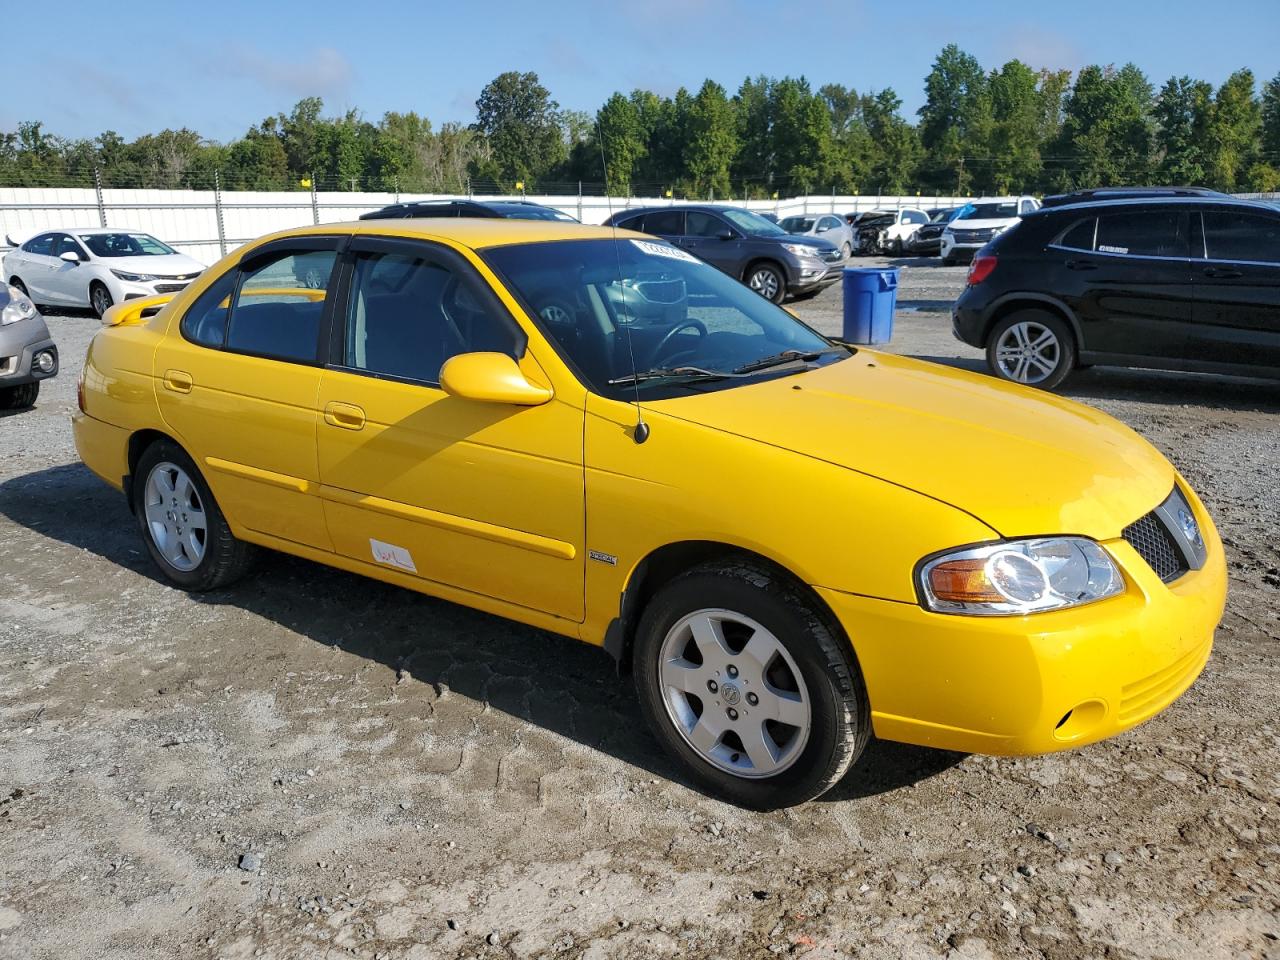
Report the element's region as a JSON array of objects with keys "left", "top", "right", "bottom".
[
  {"left": 634, "top": 559, "right": 870, "bottom": 809},
  {"left": 986, "top": 309, "right": 1076, "bottom": 390},
  {"left": 746, "top": 263, "right": 785, "bottom": 304},
  {"left": 0, "top": 382, "right": 39, "bottom": 409},
  {"left": 133, "top": 440, "right": 255, "bottom": 590}
]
